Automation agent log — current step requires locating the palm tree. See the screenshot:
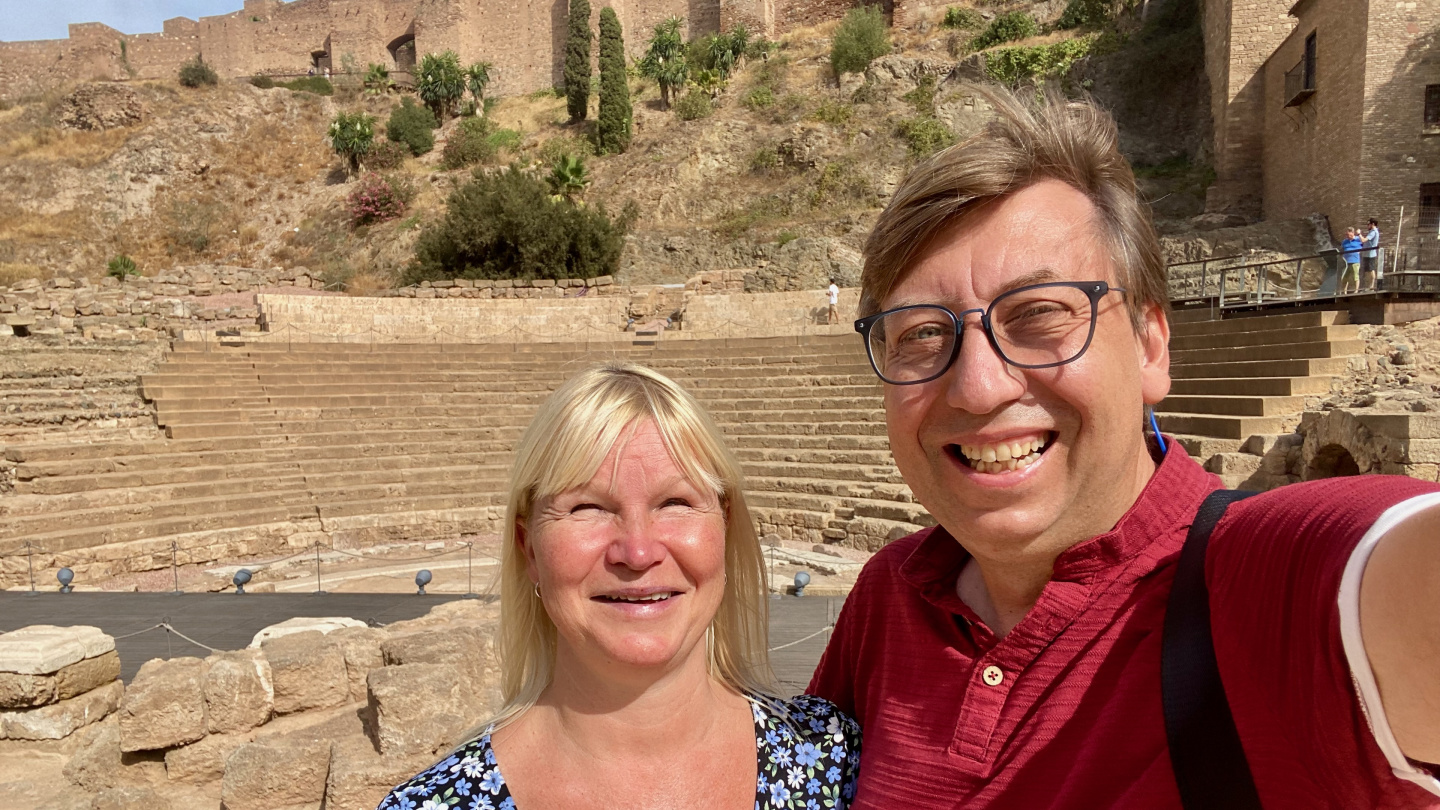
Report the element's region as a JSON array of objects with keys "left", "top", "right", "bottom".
[
  {"left": 547, "top": 154, "right": 592, "bottom": 203},
  {"left": 639, "top": 18, "right": 687, "bottom": 110},
  {"left": 363, "top": 63, "right": 394, "bottom": 95}
]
